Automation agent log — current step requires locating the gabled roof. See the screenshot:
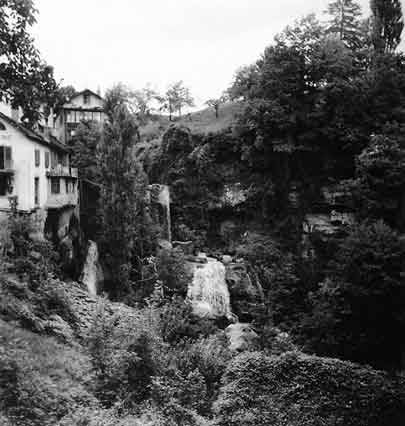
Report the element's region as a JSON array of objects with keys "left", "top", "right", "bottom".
[
  {"left": 70, "top": 89, "right": 103, "bottom": 102},
  {"left": 0, "top": 112, "right": 69, "bottom": 153}
]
